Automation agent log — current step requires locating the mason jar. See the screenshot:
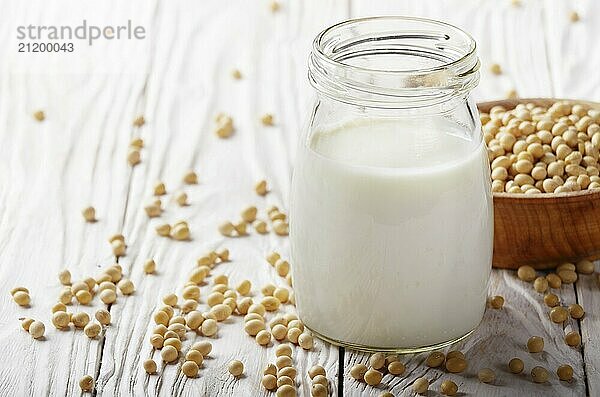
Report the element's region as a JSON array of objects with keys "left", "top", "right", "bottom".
[{"left": 289, "top": 16, "right": 493, "bottom": 352}]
